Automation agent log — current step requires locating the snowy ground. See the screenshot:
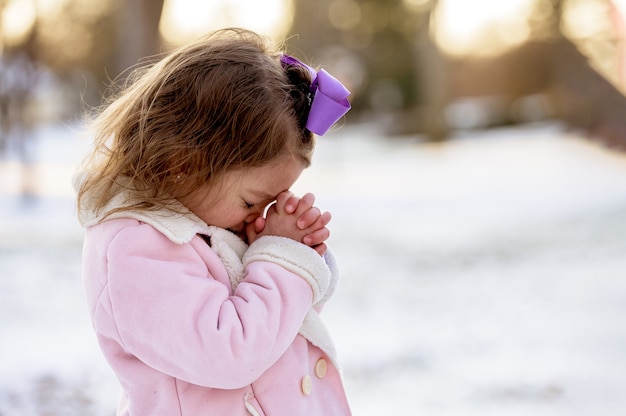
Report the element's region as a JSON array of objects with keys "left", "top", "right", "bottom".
[{"left": 1, "top": 122, "right": 626, "bottom": 415}]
